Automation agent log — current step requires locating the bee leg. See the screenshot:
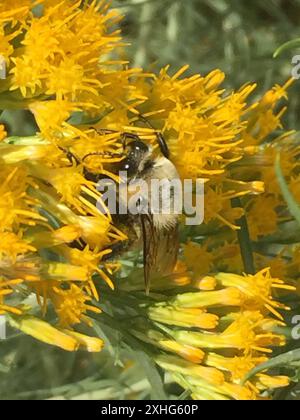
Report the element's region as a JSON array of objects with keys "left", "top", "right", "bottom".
[
  {"left": 57, "top": 146, "right": 81, "bottom": 166},
  {"left": 91, "top": 128, "right": 118, "bottom": 135}
]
